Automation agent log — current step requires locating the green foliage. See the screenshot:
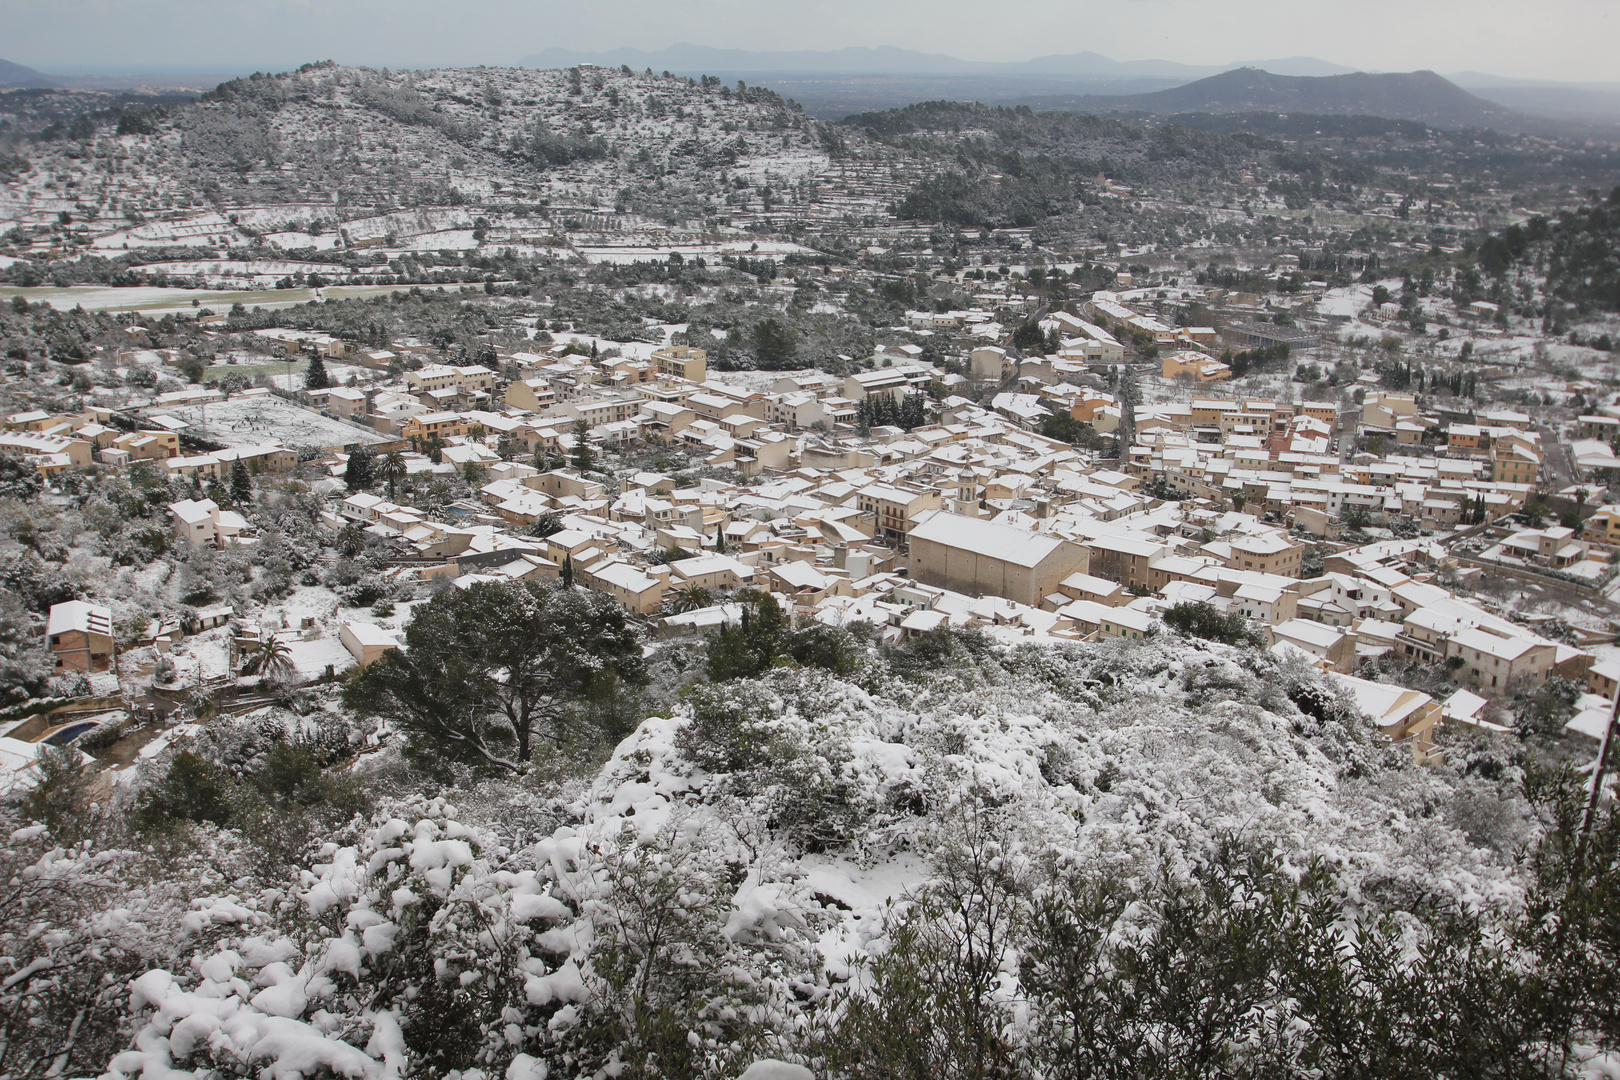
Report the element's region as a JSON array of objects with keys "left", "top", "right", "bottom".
[
  {"left": 1513, "top": 676, "right": 1583, "bottom": 742},
  {"left": 376, "top": 450, "right": 407, "bottom": 499},
  {"left": 305, "top": 353, "right": 331, "bottom": 389},
  {"left": 702, "top": 590, "right": 865, "bottom": 685},
  {"left": 665, "top": 584, "right": 712, "bottom": 613},
  {"left": 343, "top": 444, "right": 376, "bottom": 491},
  {"left": 344, "top": 580, "right": 646, "bottom": 771},
  {"left": 1220, "top": 342, "right": 1290, "bottom": 377},
  {"left": 555, "top": 825, "right": 788, "bottom": 1077},
  {"left": 527, "top": 511, "right": 563, "bottom": 539},
  {"left": 569, "top": 418, "right": 595, "bottom": 473},
  {"left": 25, "top": 744, "right": 93, "bottom": 842},
  {"left": 228, "top": 458, "right": 253, "bottom": 505},
  {"left": 883, "top": 627, "right": 994, "bottom": 681},
  {"left": 1010, "top": 319, "right": 1047, "bottom": 353},
  {"left": 1039, "top": 411, "right": 1108, "bottom": 449},
  {"left": 136, "top": 750, "right": 238, "bottom": 830},
  {"left": 751, "top": 317, "right": 799, "bottom": 369},
  {"left": 1162, "top": 601, "right": 1265, "bottom": 648},
  {"left": 704, "top": 591, "right": 788, "bottom": 682},
  {"left": 824, "top": 813, "right": 1024, "bottom": 1078},
  {"left": 133, "top": 736, "right": 374, "bottom": 876},
  {"left": 678, "top": 681, "right": 783, "bottom": 774},
  {"left": 0, "top": 591, "right": 53, "bottom": 702},
  {"left": 856, "top": 391, "right": 928, "bottom": 432},
  {"left": 825, "top": 796, "right": 1620, "bottom": 1078},
  {"left": 1342, "top": 504, "right": 1374, "bottom": 530},
  {"left": 0, "top": 453, "right": 45, "bottom": 501},
  {"left": 1471, "top": 188, "right": 1620, "bottom": 311}
]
